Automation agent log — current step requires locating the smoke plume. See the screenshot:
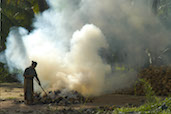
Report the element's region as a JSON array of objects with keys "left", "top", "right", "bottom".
[{"left": 1, "top": 0, "right": 171, "bottom": 96}]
